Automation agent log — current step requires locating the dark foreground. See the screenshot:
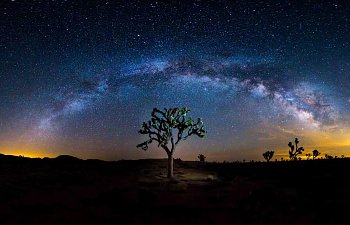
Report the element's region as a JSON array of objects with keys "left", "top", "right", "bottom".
[{"left": 0, "top": 154, "right": 349, "bottom": 225}]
